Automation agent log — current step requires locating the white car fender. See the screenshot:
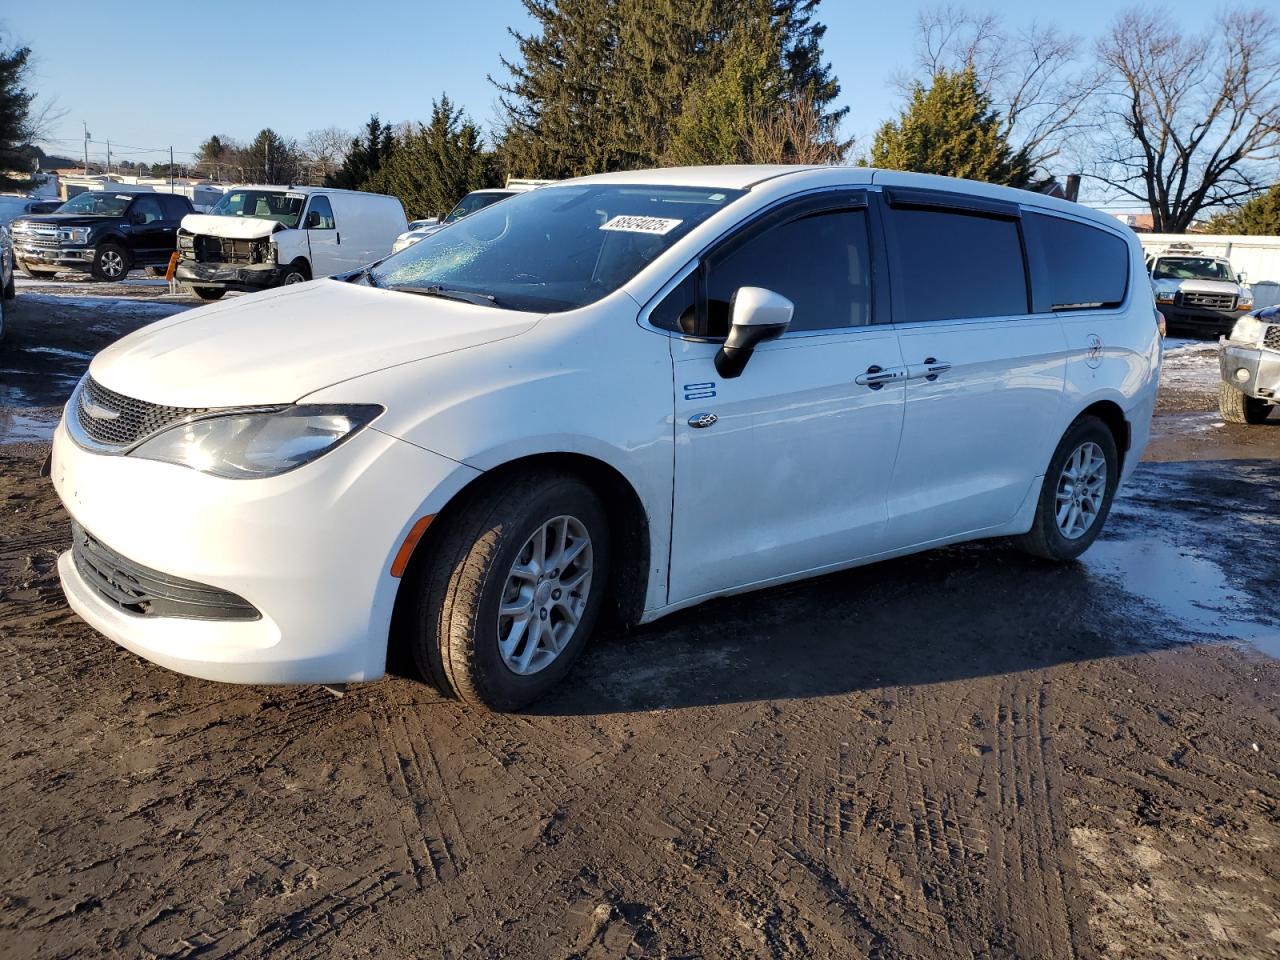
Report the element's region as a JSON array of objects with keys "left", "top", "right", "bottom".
[{"left": 303, "top": 290, "right": 676, "bottom": 614}]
